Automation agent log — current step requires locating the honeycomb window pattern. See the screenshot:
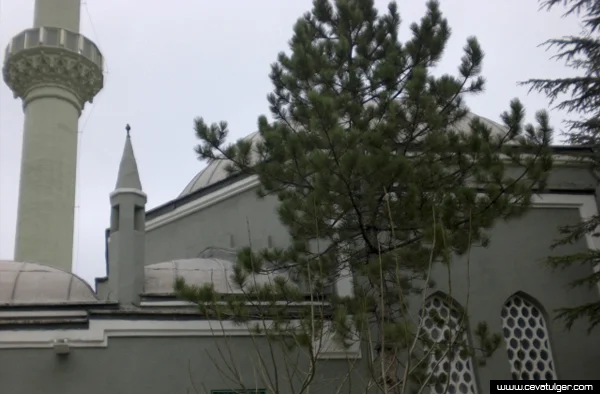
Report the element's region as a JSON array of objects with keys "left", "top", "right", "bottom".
[
  {"left": 500, "top": 294, "right": 557, "bottom": 380},
  {"left": 420, "top": 294, "right": 479, "bottom": 394}
]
